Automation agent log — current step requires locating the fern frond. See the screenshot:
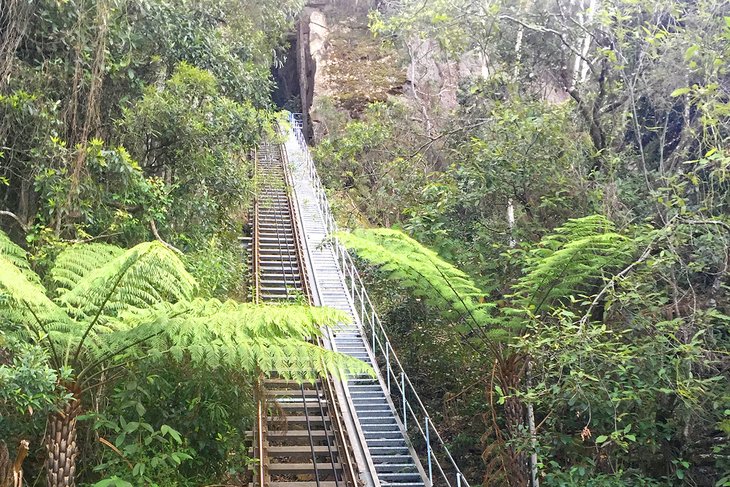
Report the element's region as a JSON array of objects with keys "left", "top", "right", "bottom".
[
  {"left": 336, "top": 228, "right": 496, "bottom": 327},
  {"left": 0, "top": 230, "right": 42, "bottom": 286},
  {"left": 3, "top": 237, "right": 370, "bottom": 384},
  {"left": 50, "top": 243, "right": 124, "bottom": 298},
  {"left": 513, "top": 215, "right": 635, "bottom": 312},
  {"left": 59, "top": 242, "right": 197, "bottom": 321},
  {"left": 0, "top": 256, "right": 74, "bottom": 356},
  {"left": 93, "top": 299, "right": 372, "bottom": 382}
]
